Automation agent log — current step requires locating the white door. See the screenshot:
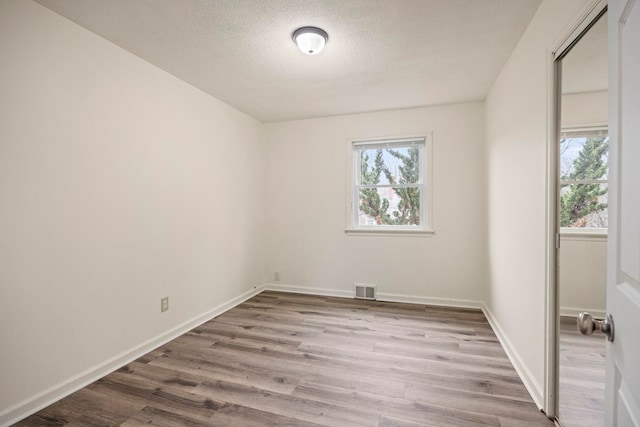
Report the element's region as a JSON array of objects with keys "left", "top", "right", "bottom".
[{"left": 606, "top": 0, "right": 640, "bottom": 425}]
